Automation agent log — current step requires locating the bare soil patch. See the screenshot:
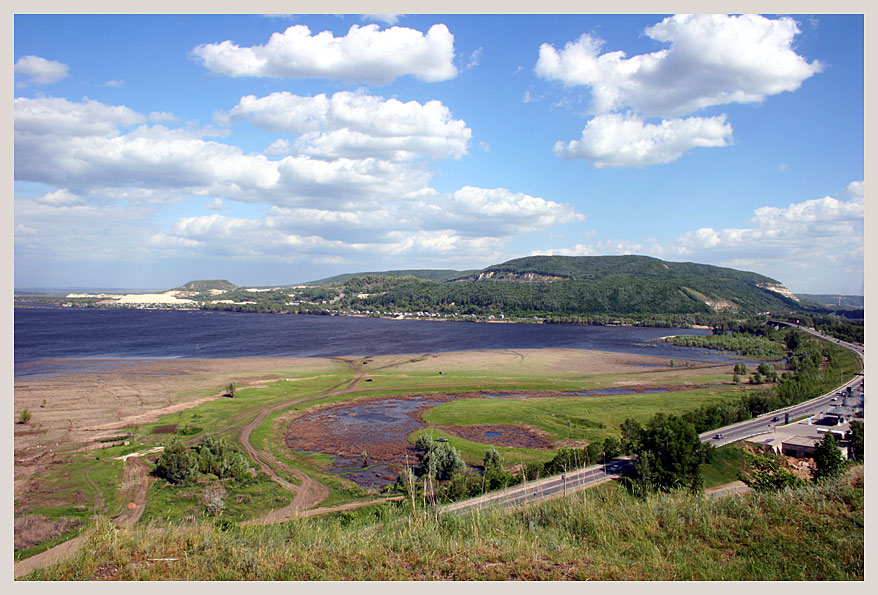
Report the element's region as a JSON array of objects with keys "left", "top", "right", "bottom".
[
  {"left": 151, "top": 424, "right": 177, "bottom": 434},
  {"left": 381, "top": 348, "right": 670, "bottom": 377}
]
